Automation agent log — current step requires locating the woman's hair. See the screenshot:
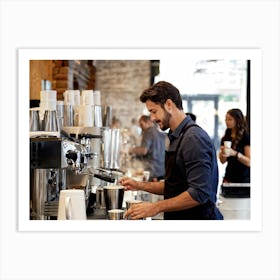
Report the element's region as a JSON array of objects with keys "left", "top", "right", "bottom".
[
  {"left": 140, "top": 81, "right": 183, "bottom": 110},
  {"left": 225, "top": 108, "right": 248, "bottom": 149}
]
